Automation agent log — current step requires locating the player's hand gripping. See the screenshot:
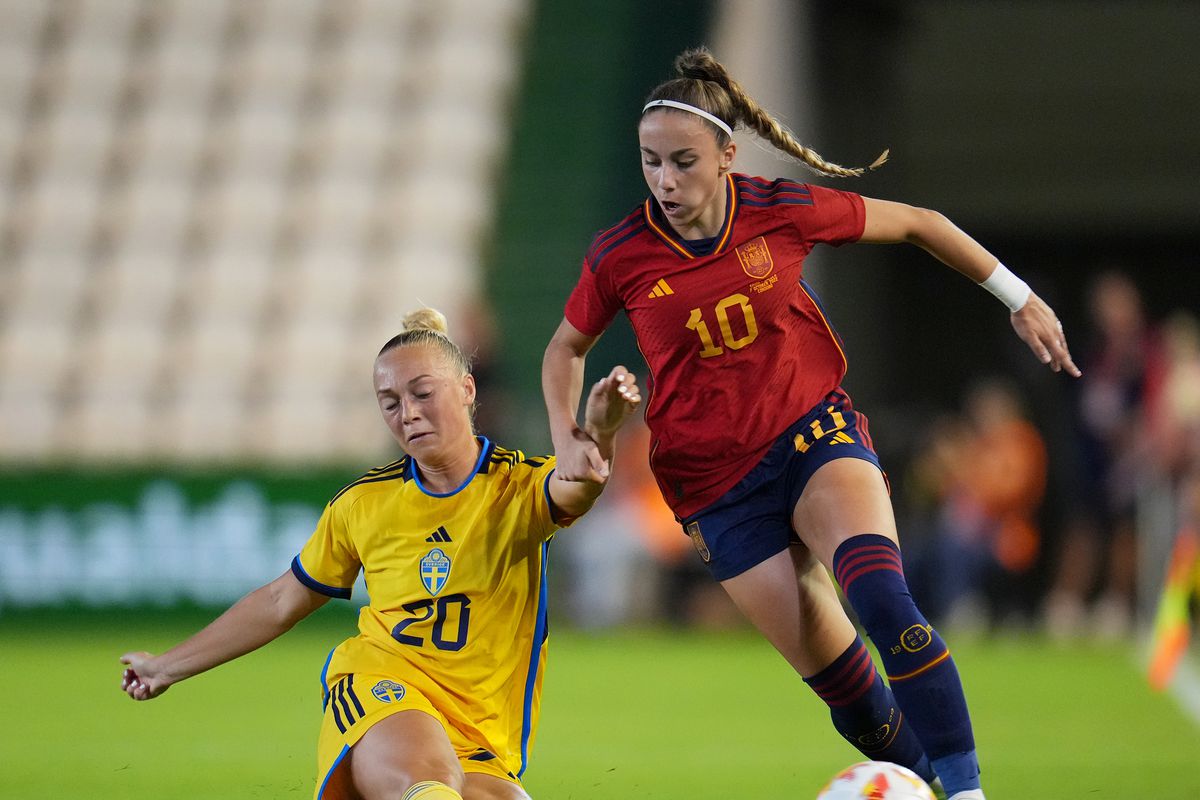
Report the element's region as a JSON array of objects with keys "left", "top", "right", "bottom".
[
  {"left": 556, "top": 366, "right": 641, "bottom": 483},
  {"left": 1011, "top": 292, "right": 1082, "bottom": 377},
  {"left": 120, "top": 652, "right": 171, "bottom": 701},
  {"left": 584, "top": 365, "right": 642, "bottom": 441}
]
